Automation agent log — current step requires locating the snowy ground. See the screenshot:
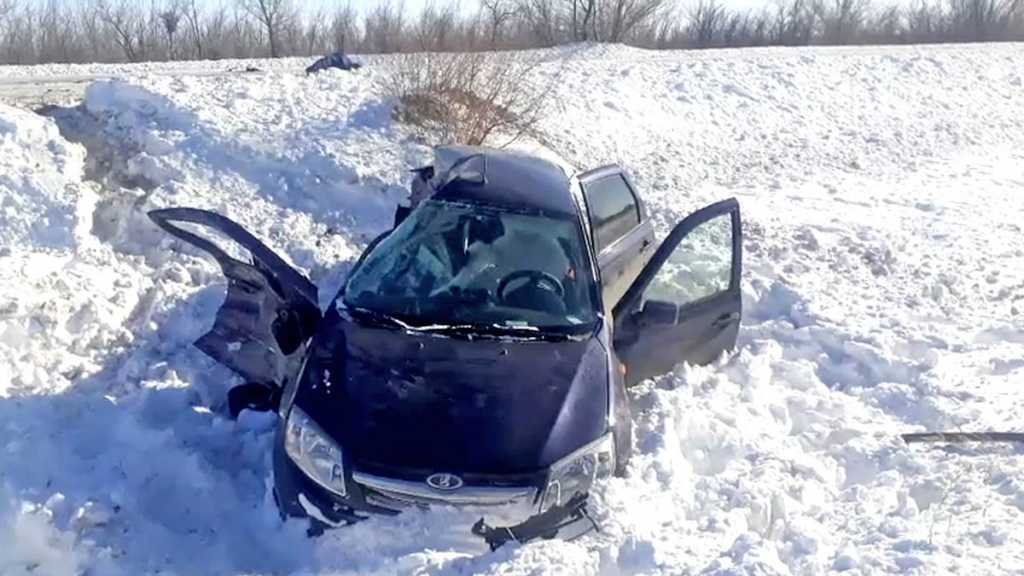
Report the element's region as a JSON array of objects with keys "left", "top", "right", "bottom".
[{"left": 1, "top": 43, "right": 1023, "bottom": 576}]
